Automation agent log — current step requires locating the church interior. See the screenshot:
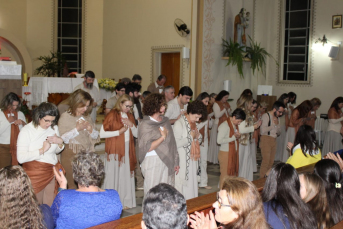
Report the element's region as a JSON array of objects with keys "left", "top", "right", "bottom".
[{"left": 1, "top": 0, "right": 343, "bottom": 228}]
